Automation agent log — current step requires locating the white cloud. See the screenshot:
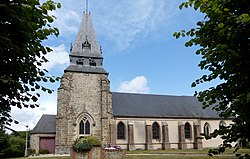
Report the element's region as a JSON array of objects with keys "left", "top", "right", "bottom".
[
  {"left": 10, "top": 92, "right": 57, "bottom": 131},
  {"left": 94, "top": 0, "right": 170, "bottom": 50},
  {"left": 51, "top": 9, "right": 80, "bottom": 36},
  {"left": 42, "top": 44, "right": 69, "bottom": 71},
  {"left": 48, "top": 0, "right": 179, "bottom": 51},
  {"left": 118, "top": 76, "right": 150, "bottom": 94}
]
